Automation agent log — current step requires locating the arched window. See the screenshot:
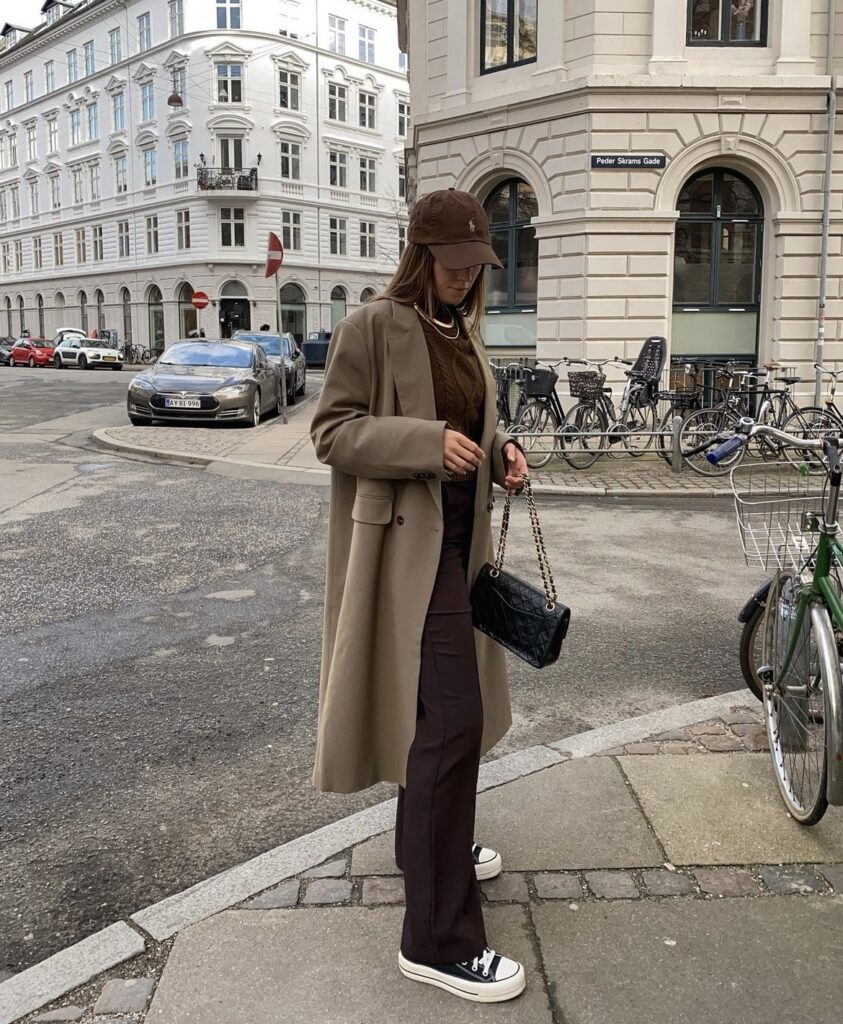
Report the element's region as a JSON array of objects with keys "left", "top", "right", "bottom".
[
  {"left": 147, "top": 285, "right": 165, "bottom": 352},
  {"left": 17, "top": 295, "right": 25, "bottom": 335},
  {"left": 484, "top": 178, "right": 538, "bottom": 312},
  {"left": 279, "top": 282, "right": 306, "bottom": 346},
  {"left": 330, "top": 285, "right": 347, "bottom": 328},
  {"left": 360, "top": 287, "right": 377, "bottom": 303},
  {"left": 79, "top": 290, "right": 89, "bottom": 333},
  {"left": 672, "top": 168, "right": 763, "bottom": 360},
  {"left": 36, "top": 294, "right": 45, "bottom": 337},
  {"left": 121, "top": 288, "right": 133, "bottom": 344},
  {"left": 95, "top": 289, "right": 105, "bottom": 332},
  {"left": 5, "top": 297, "right": 12, "bottom": 336},
  {"left": 178, "top": 282, "right": 197, "bottom": 337}
]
